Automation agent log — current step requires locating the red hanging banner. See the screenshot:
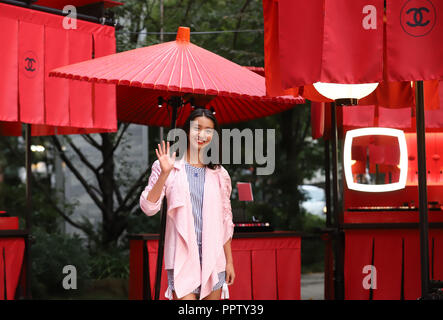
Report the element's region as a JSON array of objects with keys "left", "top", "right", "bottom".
[
  {"left": 19, "top": 21, "right": 45, "bottom": 124},
  {"left": 321, "top": 0, "right": 384, "bottom": 84},
  {"left": 45, "top": 26, "right": 70, "bottom": 127},
  {"left": 0, "top": 2, "right": 117, "bottom": 135},
  {"left": 278, "top": 0, "right": 324, "bottom": 88},
  {"left": 386, "top": 0, "right": 443, "bottom": 82},
  {"left": 0, "top": 17, "right": 18, "bottom": 122},
  {"left": 278, "top": 0, "right": 384, "bottom": 88}
]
